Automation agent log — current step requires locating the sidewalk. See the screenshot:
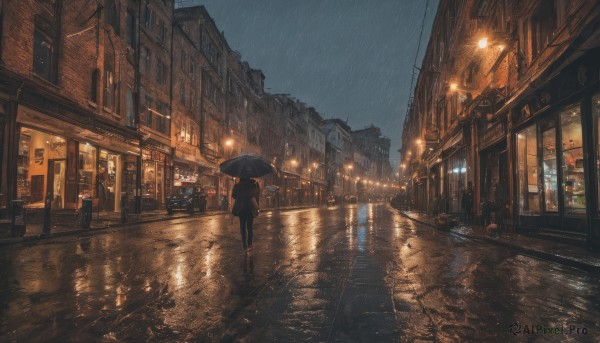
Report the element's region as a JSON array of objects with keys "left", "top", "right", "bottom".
[
  {"left": 400, "top": 210, "right": 600, "bottom": 274},
  {"left": 0, "top": 205, "right": 318, "bottom": 246}
]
